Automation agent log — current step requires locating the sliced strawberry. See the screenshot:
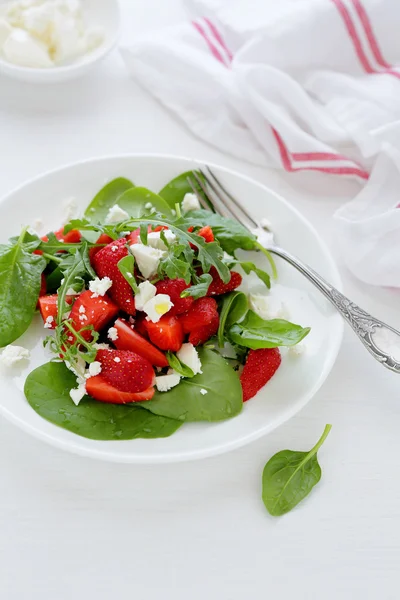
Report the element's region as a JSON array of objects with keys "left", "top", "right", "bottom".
[
  {"left": 89, "top": 233, "right": 114, "bottom": 263},
  {"left": 189, "top": 312, "right": 219, "bottom": 346},
  {"left": 69, "top": 291, "right": 119, "bottom": 341},
  {"left": 188, "top": 225, "right": 214, "bottom": 244},
  {"left": 92, "top": 237, "right": 135, "bottom": 315},
  {"left": 146, "top": 315, "right": 184, "bottom": 352},
  {"left": 38, "top": 294, "right": 74, "bottom": 329},
  {"left": 128, "top": 225, "right": 167, "bottom": 245},
  {"left": 96, "top": 349, "right": 155, "bottom": 393},
  {"left": 240, "top": 348, "right": 282, "bottom": 402},
  {"left": 207, "top": 267, "right": 242, "bottom": 296},
  {"left": 179, "top": 297, "right": 218, "bottom": 333},
  {"left": 86, "top": 375, "right": 155, "bottom": 404},
  {"left": 62, "top": 229, "right": 82, "bottom": 244},
  {"left": 155, "top": 278, "right": 194, "bottom": 316},
  {"left": 113, "top": 318, "right": 169, "bottom": 367}
]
